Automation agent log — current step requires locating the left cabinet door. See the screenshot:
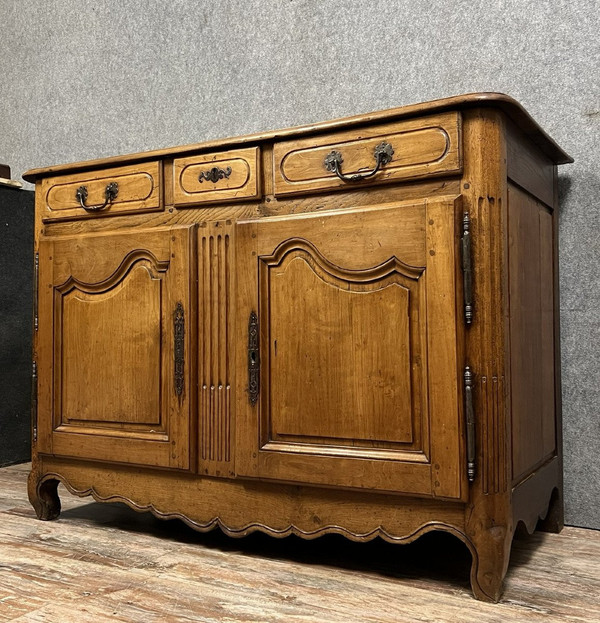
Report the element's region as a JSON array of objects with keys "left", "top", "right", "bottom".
[{"left": 36, "top": 226, "right": 196, "bottom": 469}]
